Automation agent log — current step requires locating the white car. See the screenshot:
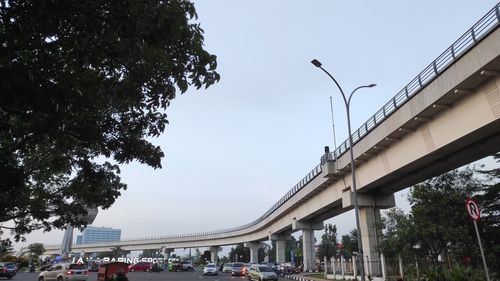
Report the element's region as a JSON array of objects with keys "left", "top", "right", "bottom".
[
  {"left": 38, "top": 263, "right": 88, "bottom": 281},
  {"left": 248, "top": 265, "right": 278, "bottom": 281},
  {"left": 222, "top": 263, "right": 233, "bottom": 273},
  {"left": 203, "top": 263, "right": 218, "bottom": 276}
]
